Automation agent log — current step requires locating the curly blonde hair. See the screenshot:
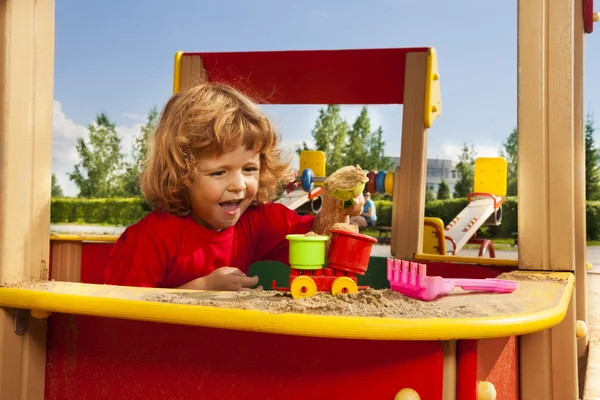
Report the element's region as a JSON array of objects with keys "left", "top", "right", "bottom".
[{"left": 140, "top": 82, "right": 293, "bottom": 215}]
